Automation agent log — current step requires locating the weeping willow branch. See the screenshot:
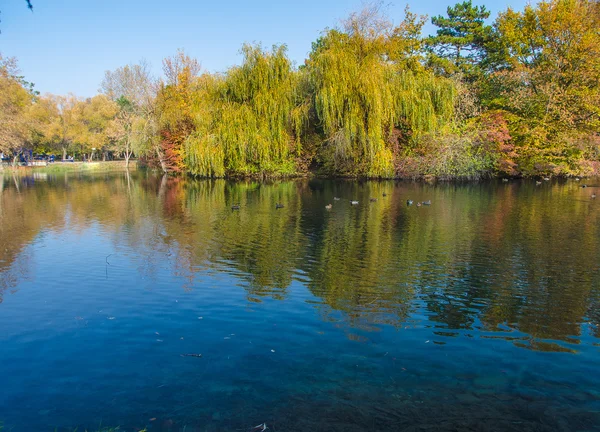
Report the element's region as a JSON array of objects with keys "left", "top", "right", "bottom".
[
  {"left": 184, "top": 44, "right": 309, "bottom": 177},
  {"left": 307, "top": 25, "right": 455, "bottom": 177}
]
